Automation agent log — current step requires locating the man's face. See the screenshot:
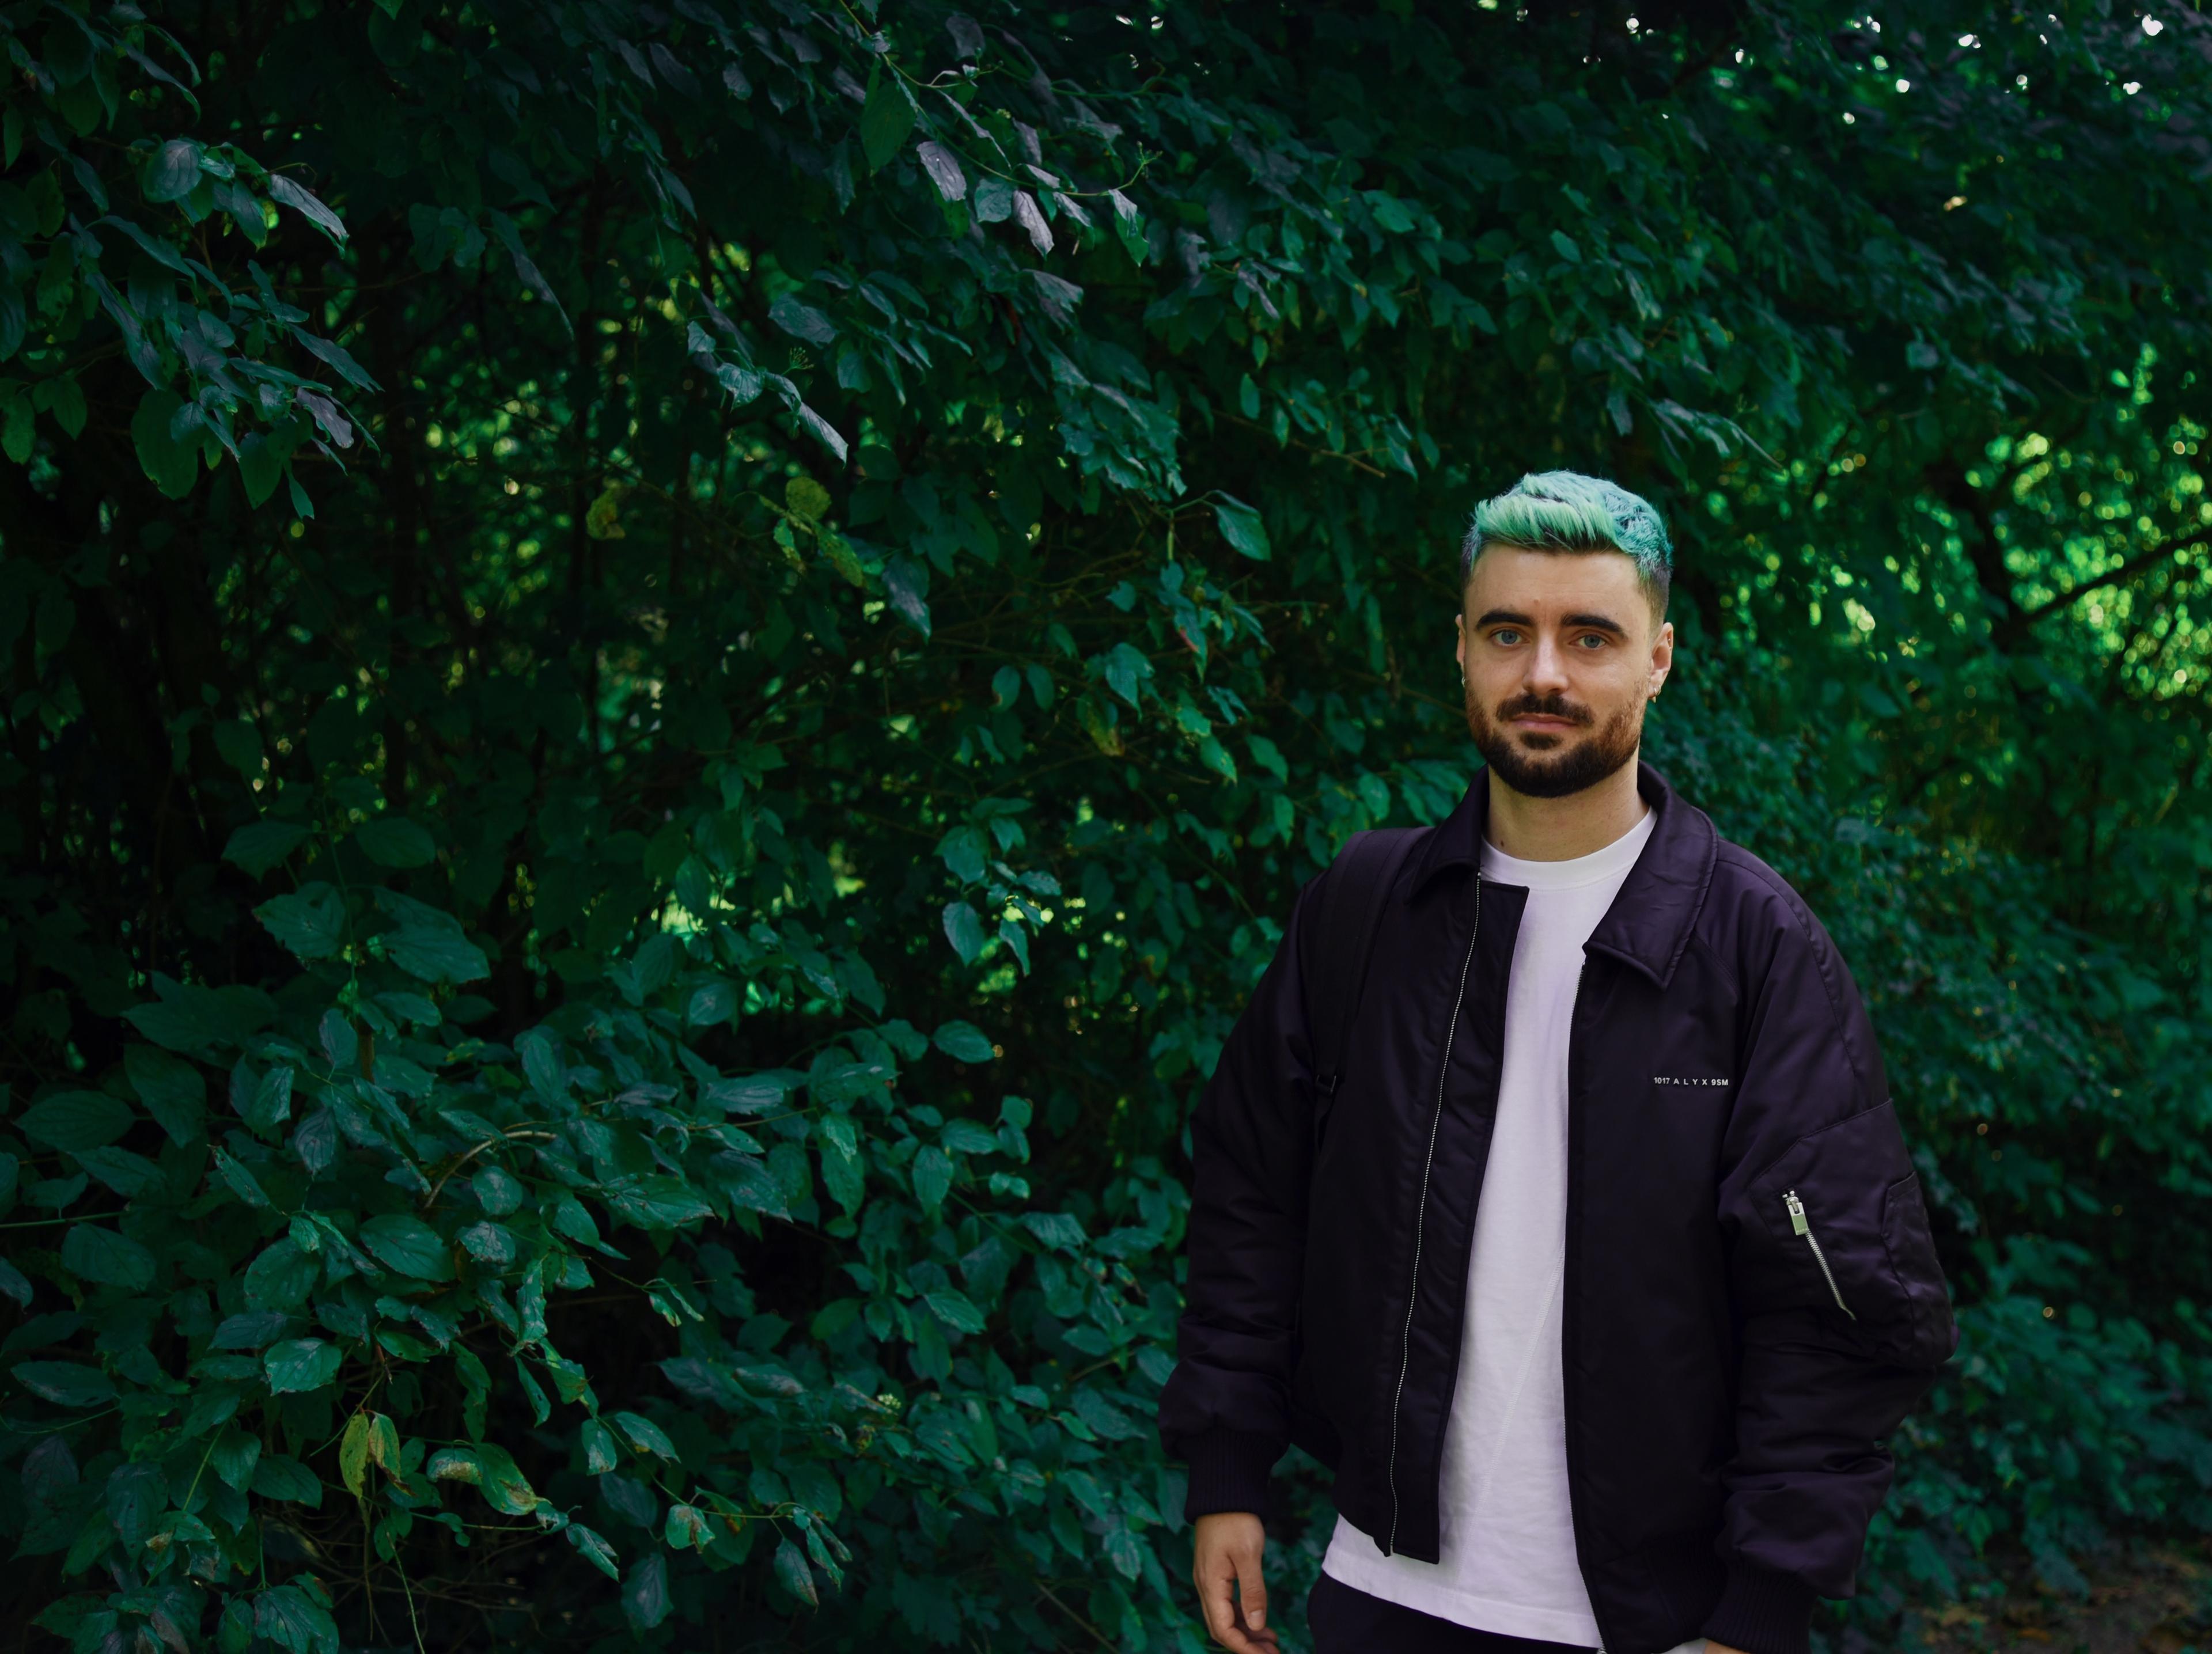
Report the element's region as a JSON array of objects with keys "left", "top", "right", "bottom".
[{"left": 1455, "top": 545, "right": 1673, "bottom": 800}]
